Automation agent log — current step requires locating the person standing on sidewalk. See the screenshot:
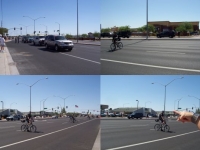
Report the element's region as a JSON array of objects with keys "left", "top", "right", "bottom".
[{"left": 0, "top": 35, "right": 6, "bottom": 52}]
